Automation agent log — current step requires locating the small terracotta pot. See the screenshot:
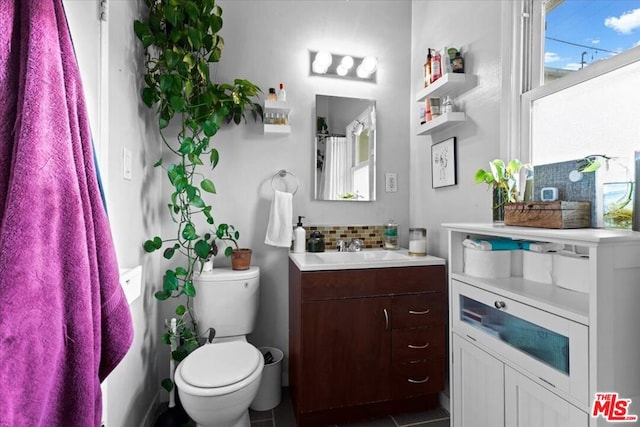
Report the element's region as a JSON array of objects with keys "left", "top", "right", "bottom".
[{"left": 231, "top": 248, "right": 252, "bottom": 270}]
